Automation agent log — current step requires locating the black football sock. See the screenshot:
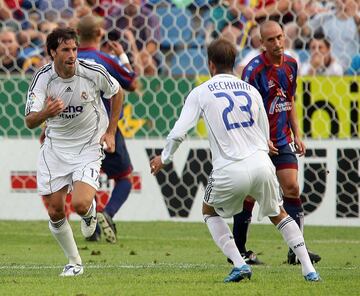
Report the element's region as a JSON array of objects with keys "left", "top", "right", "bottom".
[{"left": 232, "top": 199, "right": 255, "bottom": 254}]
